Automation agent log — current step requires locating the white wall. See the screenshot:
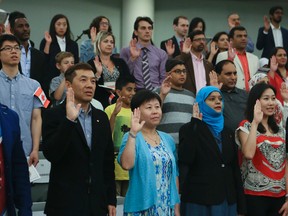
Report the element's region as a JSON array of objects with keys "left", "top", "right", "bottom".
[{"left": 1, "top": 0, "right": 288, "bottom": 57}]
